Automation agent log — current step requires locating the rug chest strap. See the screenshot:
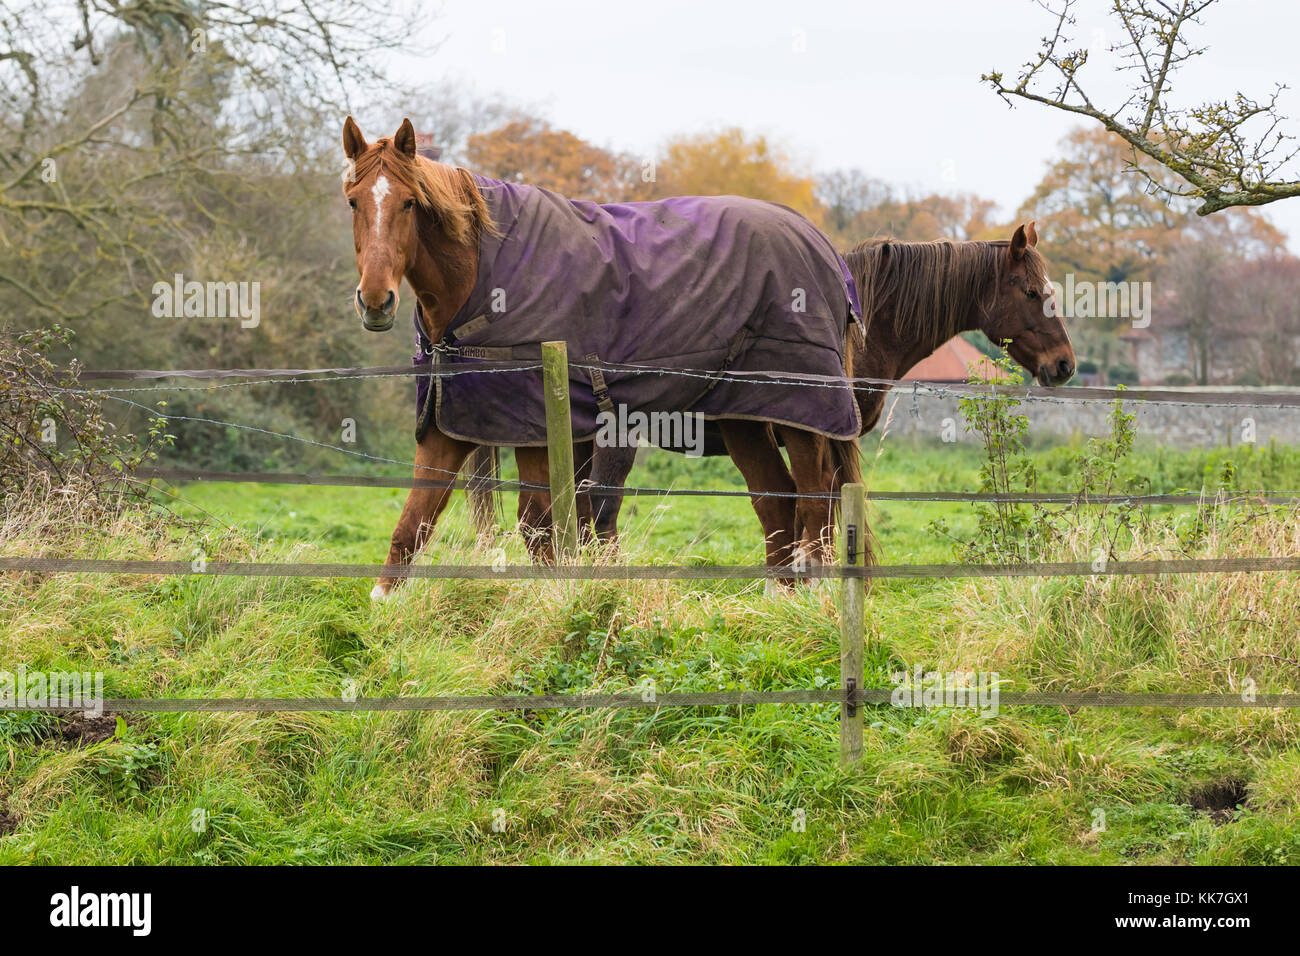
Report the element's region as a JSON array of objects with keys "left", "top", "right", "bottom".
[
  {"left": 452, "top": 344, "right": 526, "bottom": 360},
  {"left": 441, "top": 312, "right": 530, "bottom": 360},
  {"left": 415, "top": 361, "right": 435, "bottom": 443}
]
